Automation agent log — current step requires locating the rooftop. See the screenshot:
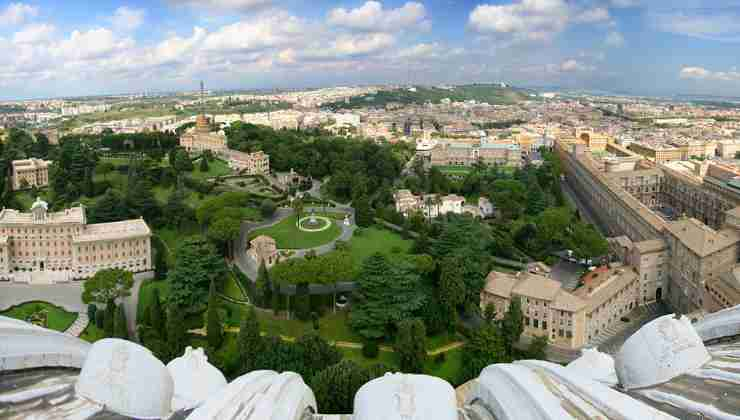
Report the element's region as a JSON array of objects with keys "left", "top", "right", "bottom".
[
  {"left": 0, "top": 206, "right": 85, "bottom": 225},
  {"left": 665, "top": 217, "right": 740, "bottom": 257},
  {"left": 74, "top": 219, "right": 151, "bottom": 243}
]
